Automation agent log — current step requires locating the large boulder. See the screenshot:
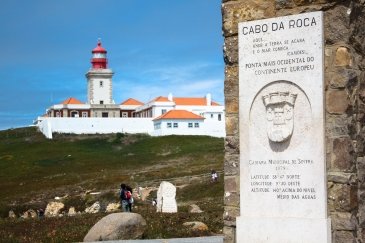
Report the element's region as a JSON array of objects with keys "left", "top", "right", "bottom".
[
  {"left": 45, "top": 202, "right": 64, "bottom": 217},
  {"left": 83, "top": 212, "right": 146, "bottom": 242}
]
